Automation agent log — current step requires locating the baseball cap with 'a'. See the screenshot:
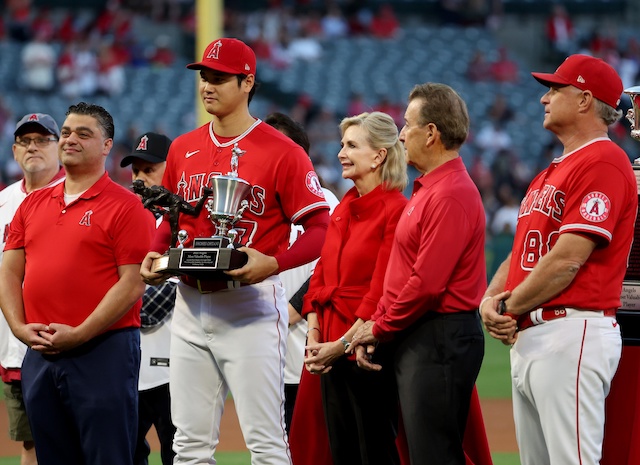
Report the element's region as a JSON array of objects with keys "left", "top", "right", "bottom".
[
  {"left": 186, "top": 38, "right": 256, "bottom": 76},
  {"left": 14, "top": 113, "right": 60, "bottom": 138},
  {"left": 531, "top": 54, "right": 623, "bottom": 108},
  {"left": 120, "top": 132, "right": 172, "bottom": 167}
]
